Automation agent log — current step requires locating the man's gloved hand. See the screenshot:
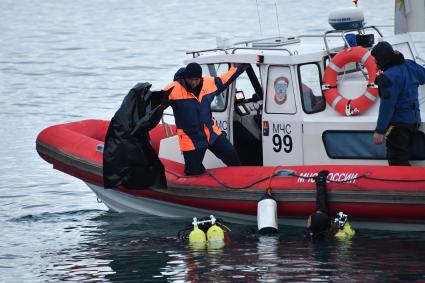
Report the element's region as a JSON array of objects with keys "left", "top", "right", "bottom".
[{"left": 160, "top": 87, "right": 173, "bottom": 109}]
